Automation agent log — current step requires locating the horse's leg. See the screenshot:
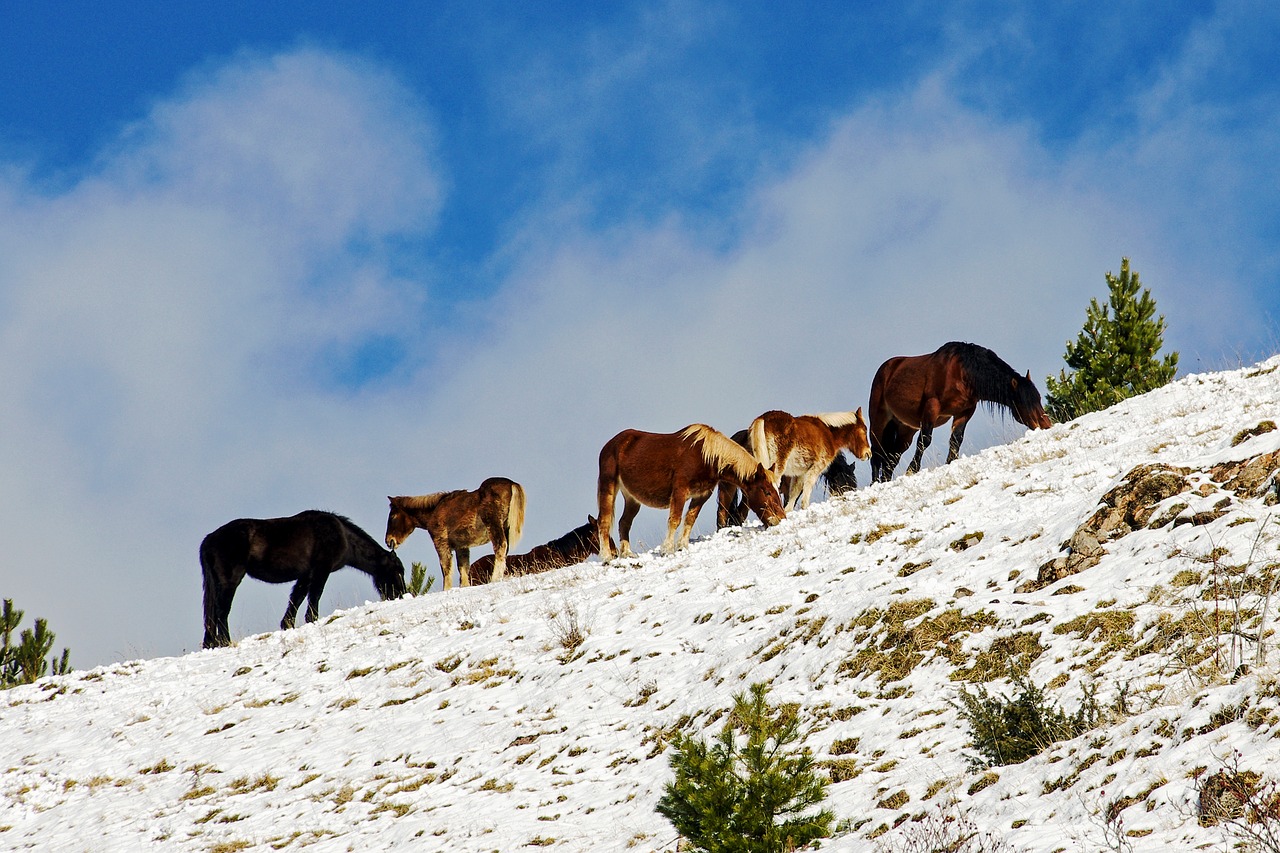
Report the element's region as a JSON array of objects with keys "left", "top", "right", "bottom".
[
  {"left": 871, "top": 420, "right": 899, "bottom": 483},
  {"left": 435, "top": 538, "right": 455, "bottom": 590},
  {"left": 715, "top": 483, "right": 738, "bottom": 529},
  {"left": 947, "top": 409, "right": 975, "bottom": 463},
  {"left": 659, "top": 488, "right": 691, "bottom": 555},
  {"left": 304, "top": 570, "right": 331, "bottom": 624},
  {"left": 489, "top": 524, "right": 510, "bottom": 583},
  {"left": 907, "top": 424, "right": 932, "bottom": 475},
  {"left": 457, "top": 548, "right": 472, "bottom": 587},
  {"left": 618, "top": 497, "right": 642, "bottom": 558},
  {"left": 282, "top": 577, "right": 309, "bottom": 630},
  {"left": 596, "top": 460, "right": 619, "bottom": 562},
  {"left": 676, "top": 494, "right": 711, "bottom": 551},
  {"left": 797, "top": 468, "right": 822, "bottom": 509}
]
